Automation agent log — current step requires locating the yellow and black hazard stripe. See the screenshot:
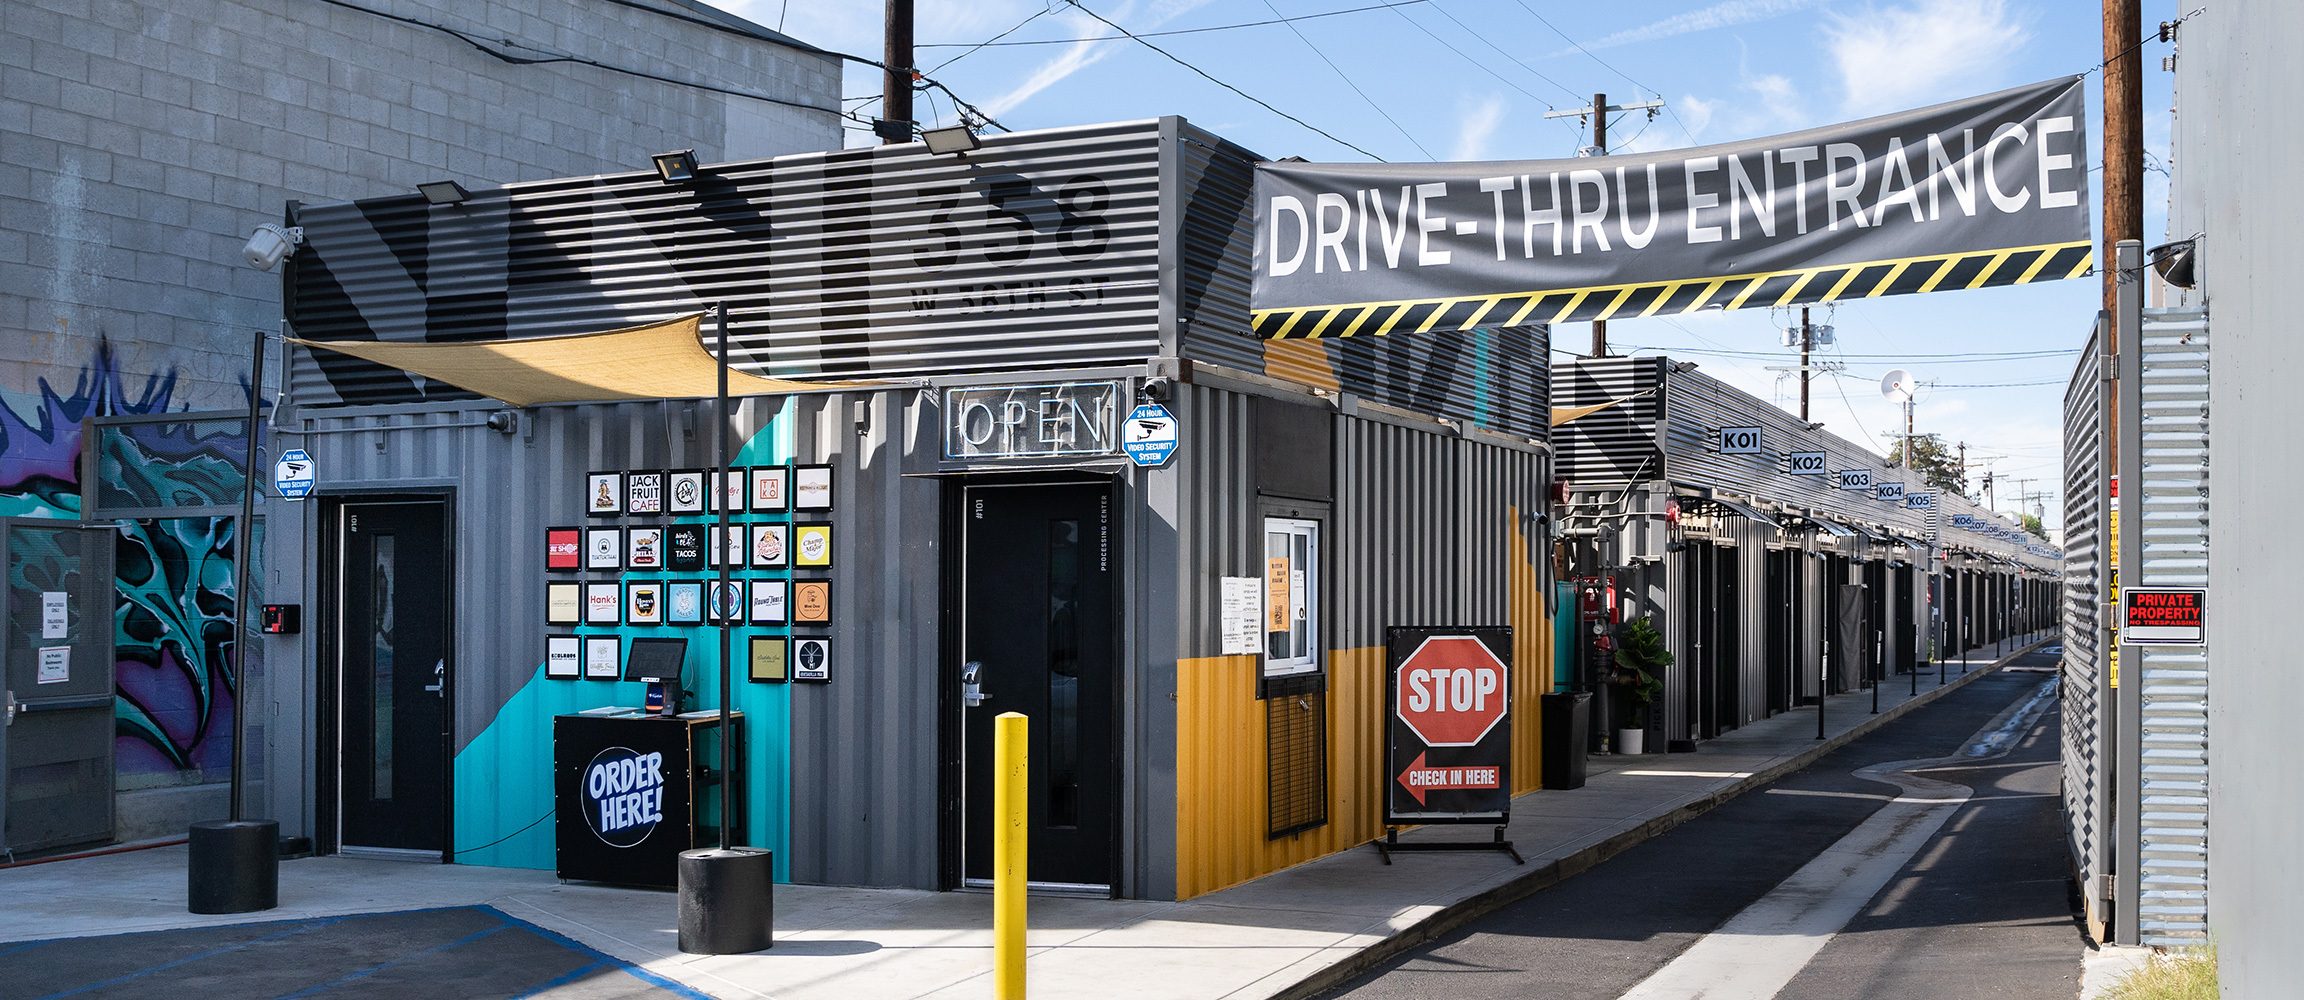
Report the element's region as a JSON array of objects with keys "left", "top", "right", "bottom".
[{"left": 1251, "top": 240, "right": 2093, "bottom": 339}]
